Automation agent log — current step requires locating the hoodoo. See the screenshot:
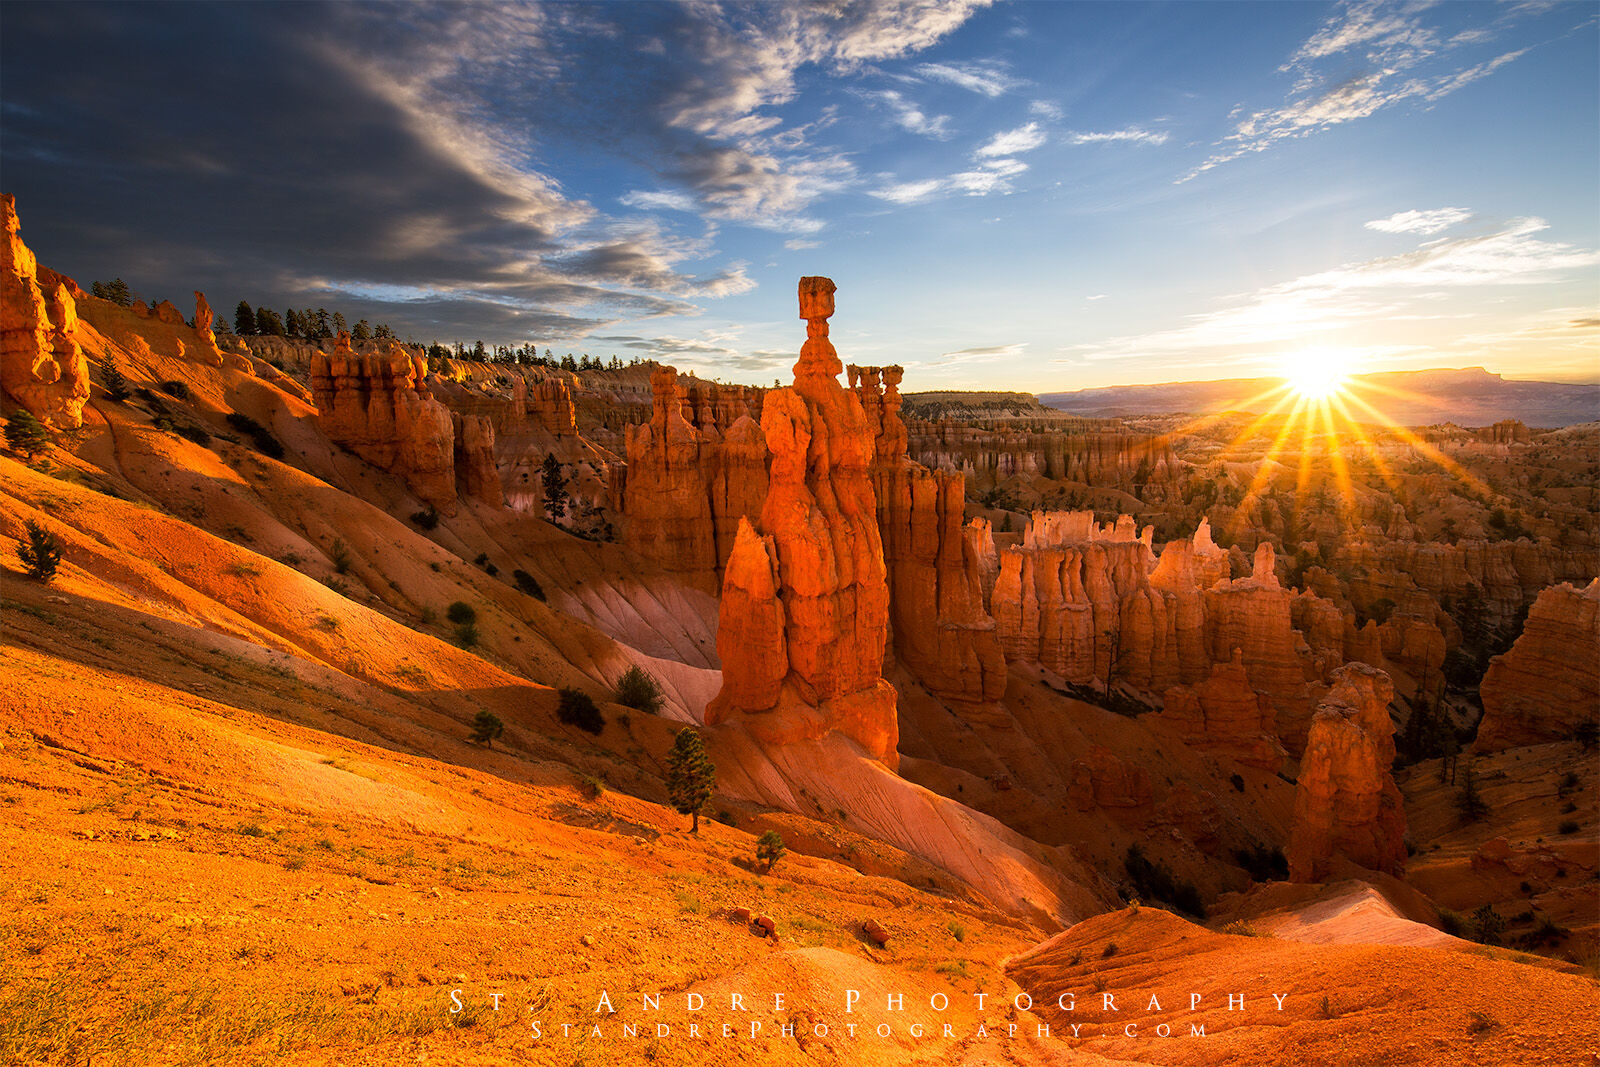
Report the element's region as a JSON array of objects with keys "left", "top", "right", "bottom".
[{"left": 706, "top": 278, "right": 899, "bottom": 766}]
